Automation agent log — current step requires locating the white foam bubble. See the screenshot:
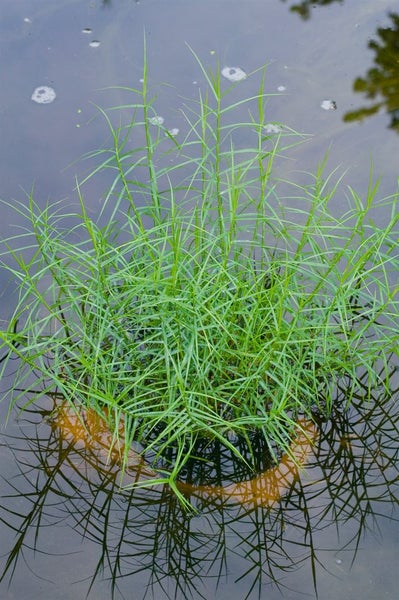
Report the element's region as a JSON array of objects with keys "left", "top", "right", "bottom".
[
  {"left": 149, "top": 115, "right": 164, "bottom": 126},
  {"left": 31, "top": 86, "right": 56, "bottom": 104},
  {"left": 221, "top": 66, "right": 247, "bottom": 82},
  {"left": 264, "top": 123, "right": 283, "bottom": 134},
  {"left": 321, "top": 99, "right": 337, "bottom": 111}
]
